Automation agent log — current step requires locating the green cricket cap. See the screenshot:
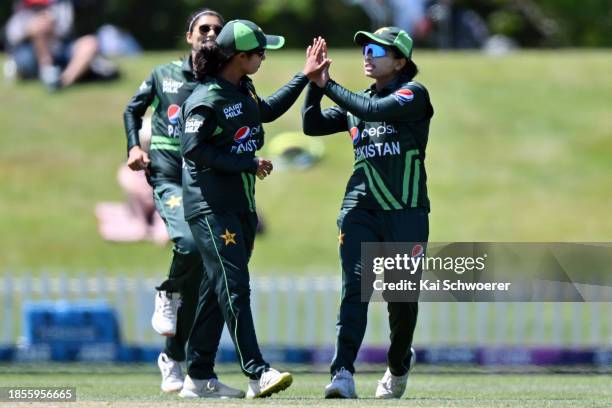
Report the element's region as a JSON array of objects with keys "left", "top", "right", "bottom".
[
  {"left": 354, "top": 26, "right": 413, "bottom": 59},
  {"left": 216, "top": 19, "right": 285, "bottom": 53}
]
